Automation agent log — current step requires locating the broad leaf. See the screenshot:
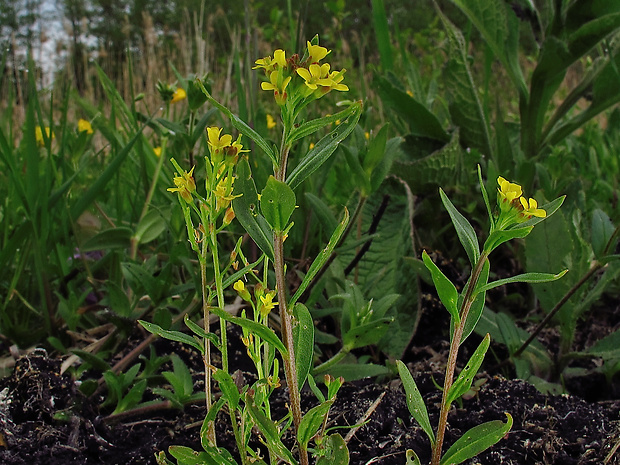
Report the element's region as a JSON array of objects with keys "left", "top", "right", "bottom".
[
  {"left": 260, "top": 176, "right": 296, "bottom": 233},
  {"left": 293, "top": 303, "right": 315, "bottom": 390},
  {"left": 422, "top": 250, "right": 460, "bottom": 324}
]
